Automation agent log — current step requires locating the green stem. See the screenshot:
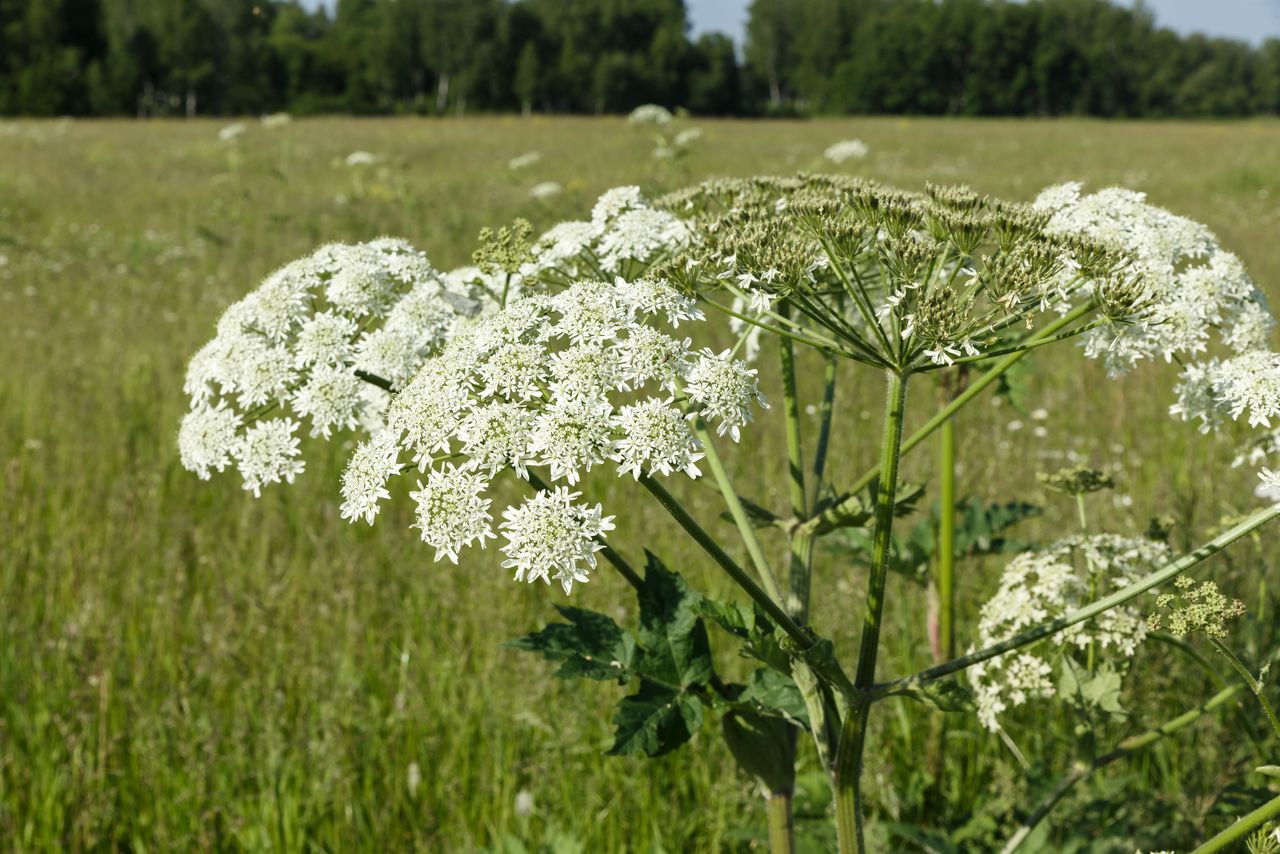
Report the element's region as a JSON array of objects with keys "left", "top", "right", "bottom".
[
  {"left": 1190, "top": 792, "right": 1280, "bottom": 854},
  {"left": 938, "top": 416, "right": 956, "bottom": 661},
  {"left": 1001, "top": 681, "right": 1244, "bottom": 853},
  {"left": 1210, "top": 637, "right": 1280, "bottom": 742},
  {"left": 779, "top": 315, "right": 811, "bottom": 619},
  {"left": 801, "top": 302, "right": 1096, "bottom": 534},
  {"left": 637, "top": 475, "right": 812, "bottom": 651},
  {"left": 766, "top": 792, "right": 796, "bottom": 854},
  {"left": 834, "top": 370, "right": 910, "bottom": 854},
  {"left": 693, "top": 421, "right": 785, "bottom": 604},
  {"left": 355, "top": 369, "right": 394, "bottom": 391},
  {"left": 876, "top": 503, "right": 1280, "bottom": 694},
  {"left": 810, "top": 354, "right": 838, "bottom": 512}
]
